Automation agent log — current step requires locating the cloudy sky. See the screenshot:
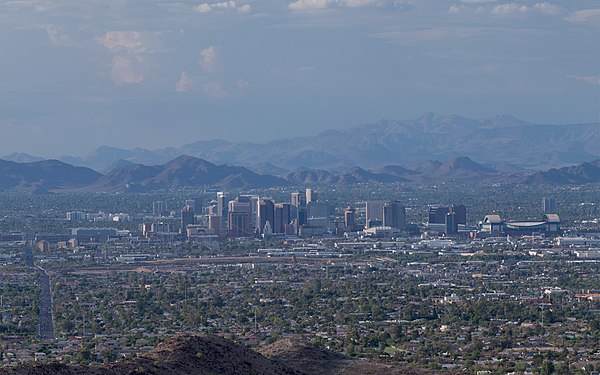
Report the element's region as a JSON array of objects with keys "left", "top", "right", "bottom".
[{"left": 0, "top": 0, "right": 598, "bottom": 157}]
